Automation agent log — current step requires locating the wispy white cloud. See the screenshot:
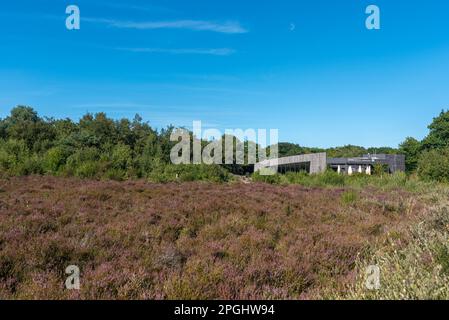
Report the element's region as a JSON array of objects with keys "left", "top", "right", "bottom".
[
  {"left": 83, "top": 17, "right": 248, "bottom": 34},
  {"left": 116, "top": 47, "right": 236, "bottom": 56}
]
